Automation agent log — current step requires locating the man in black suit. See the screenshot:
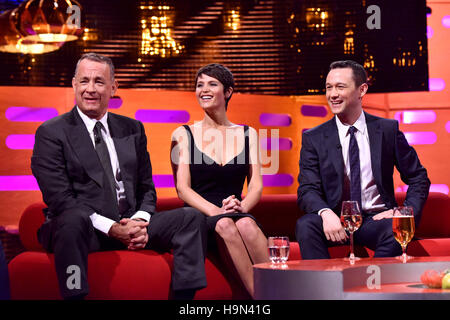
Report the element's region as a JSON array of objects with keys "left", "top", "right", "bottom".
[
  {"left": 296, "top": 60, "right": 430, "bottom": 259},
  {"left": 31, "top": 53, "right": 208, "bottom": 299}
]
